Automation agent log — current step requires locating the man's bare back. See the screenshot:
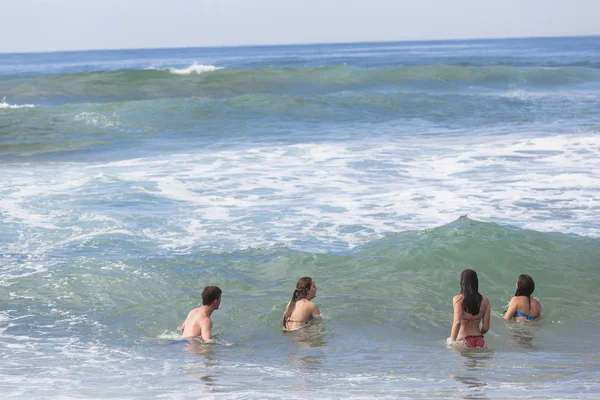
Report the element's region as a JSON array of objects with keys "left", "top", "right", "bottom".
[
  {"left": 179, "top": 286, "right": 222, "bottom": 341},
  {"left": 179, "top": 306, "right": 213, "bottom": 340}
]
